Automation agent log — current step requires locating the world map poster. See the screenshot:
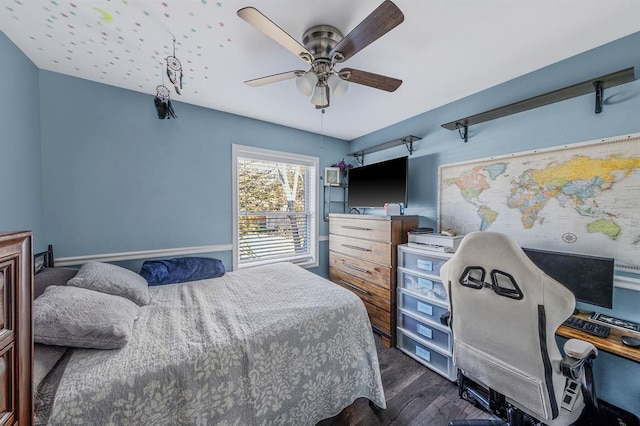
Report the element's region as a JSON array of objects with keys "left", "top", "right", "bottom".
[{"left": 438, "top": 133, "right": 640, "bottom": 269}]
